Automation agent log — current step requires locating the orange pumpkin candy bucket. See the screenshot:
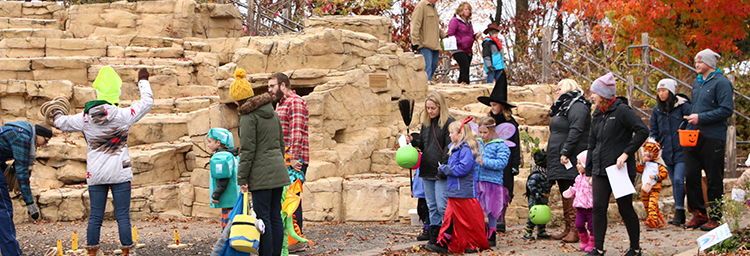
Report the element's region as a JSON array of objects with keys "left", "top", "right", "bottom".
[{"left": 678, "top": 120, "right": 699, "bottom": 147}]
